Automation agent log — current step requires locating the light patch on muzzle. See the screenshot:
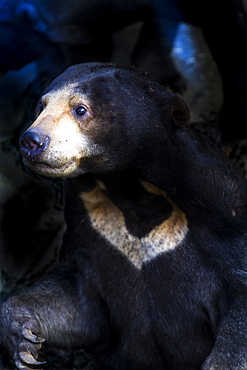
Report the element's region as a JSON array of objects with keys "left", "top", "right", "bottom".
[
  {"left": 20, "top": 85, "right": 110, "bottom": 177},
  {"left": 22, "top": 112, "right": 94, "bottom": 178}
]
